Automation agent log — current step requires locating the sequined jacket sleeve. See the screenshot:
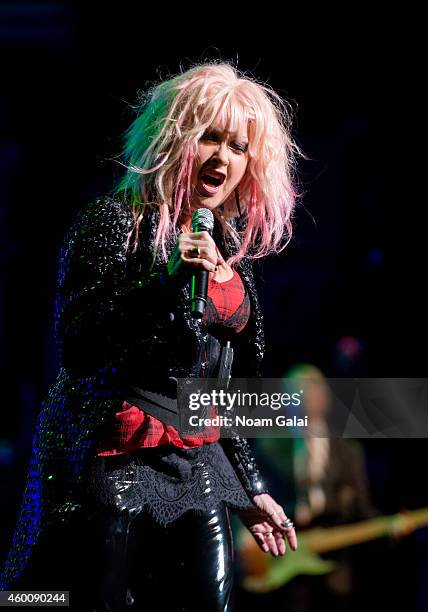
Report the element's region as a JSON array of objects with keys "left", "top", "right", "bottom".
[
  {"left": 54, "top": 196, "right": 177, "bottom": 378},
  {"left": 220, "top": 436, "right": 270, "bottom": 497}
]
